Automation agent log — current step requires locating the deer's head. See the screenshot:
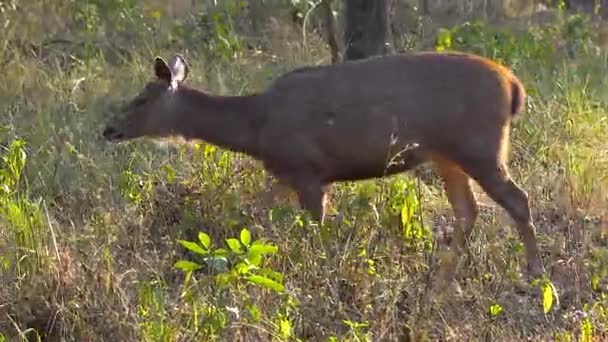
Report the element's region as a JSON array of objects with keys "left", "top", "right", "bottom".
[{"left": 103, "top": 54, "right": 190, "bottom": 142}]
